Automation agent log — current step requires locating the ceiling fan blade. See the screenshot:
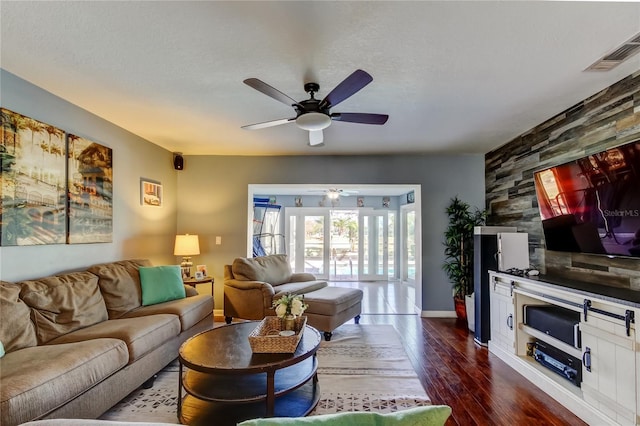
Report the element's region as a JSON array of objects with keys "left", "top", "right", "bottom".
[
  {"left": 241, "top": 117, "right": 295, "bottom": 130},
  {"left": 320, "top": 69, "right": 373, "bottom": 109},
  {"left": 308, "top": 130, "right": 324, "bottom": 146},
  {"left": 331, "top": 113, "right": 389, "bottom": 125},
  {"left": 243, "top": 78, "right": 299, "bottom": 107}
]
